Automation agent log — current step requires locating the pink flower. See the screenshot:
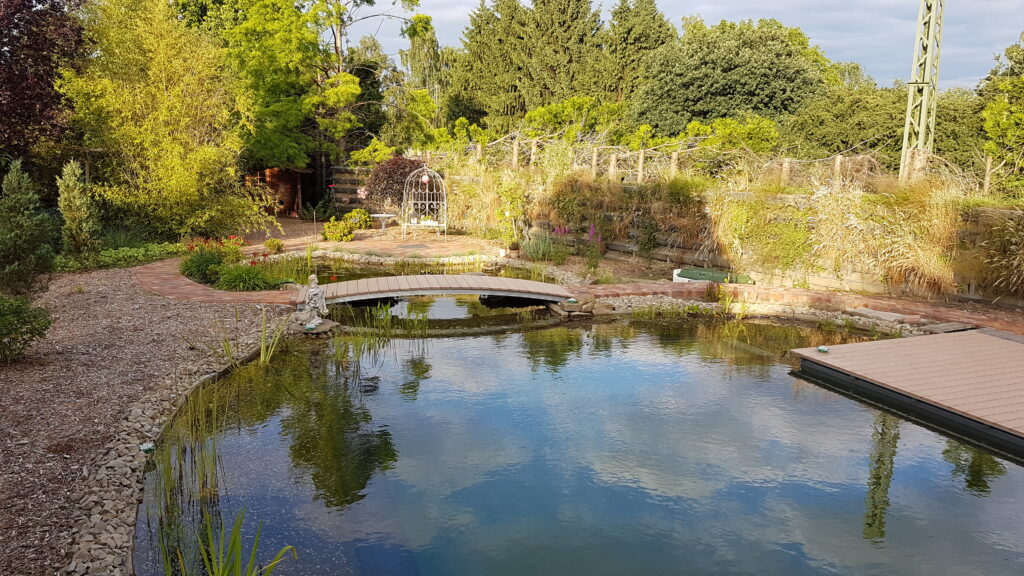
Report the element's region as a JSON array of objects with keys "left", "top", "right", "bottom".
[{"left": 421, "top": 174, "right": 430, "bottom": 184}]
